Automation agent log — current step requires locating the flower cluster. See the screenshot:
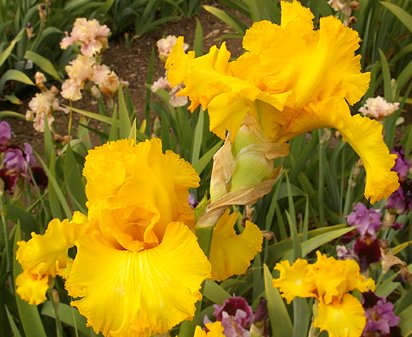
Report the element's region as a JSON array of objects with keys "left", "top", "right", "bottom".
[
  {"left": 0, "top": 121, "right": 47, "bottom": 194},
  {"left": 166, "top": 0, "right": 399, "bottom": 204},
  {"left": 359, "top": 96, "right": 400, "bottom": 120},
  {"left": 151, "top": 35, "right": 188, "bottom": 107},
  {"left": 195, "top": 297, "right": 269, "bottom": 337},
  {"left": 26, "top": 72, "right": 67, "bottom": 132},
  {"left": 272, "top": 252, "right": 375, "bottom": 337},
  {"left": 60, "top": 18, "right": 119, "bottom": 101}
]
